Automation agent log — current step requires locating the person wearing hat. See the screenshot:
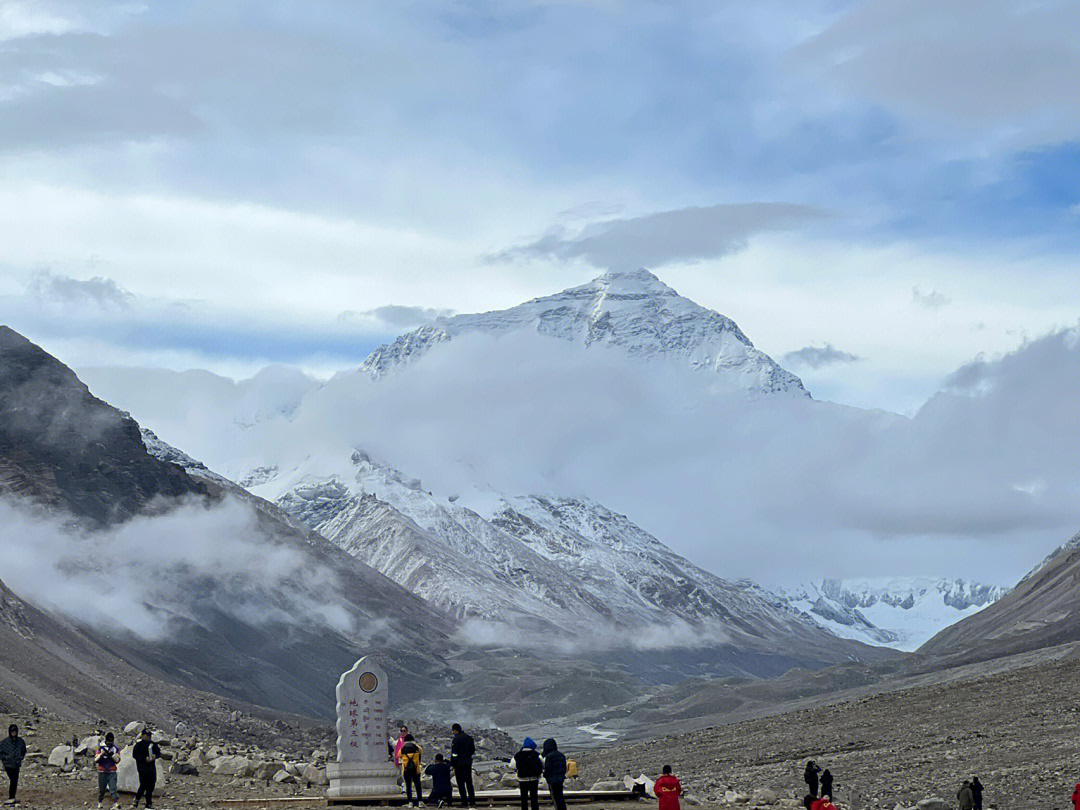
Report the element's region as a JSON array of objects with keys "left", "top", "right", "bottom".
[
  {"left": 0, "top": 724, "right": 26, "bottom": 805},
  {"left": 131, "top": 728, "right": 162, "bottom": 808},
  {"left": 514, "top": 738, "right": 543, "bottom": 810},
  {"left": 95, "top": 732, "right": 122, "bottom": 809}
]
